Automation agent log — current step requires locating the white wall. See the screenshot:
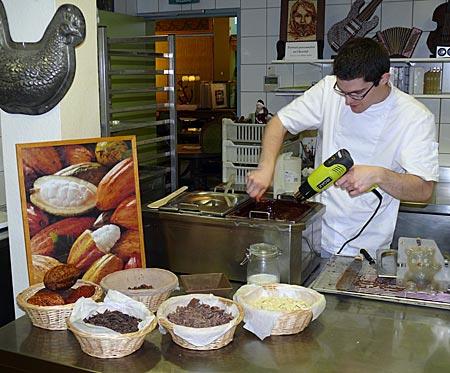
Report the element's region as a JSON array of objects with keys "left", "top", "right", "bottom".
[
  {"left": 1, "top": 0, "right": 100, "bottom": 317},
  {"left": 115, "top": 0, "right": 450, "bottom": 166}
]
